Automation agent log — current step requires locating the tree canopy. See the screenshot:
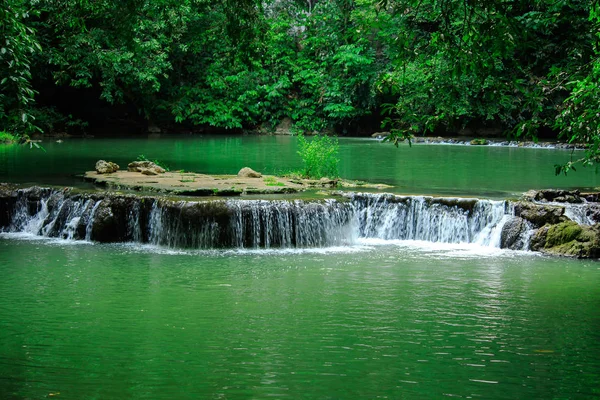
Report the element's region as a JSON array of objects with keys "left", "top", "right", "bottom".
[{"left": 1, "top": 0, "right": 599, "bottom": 170}]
